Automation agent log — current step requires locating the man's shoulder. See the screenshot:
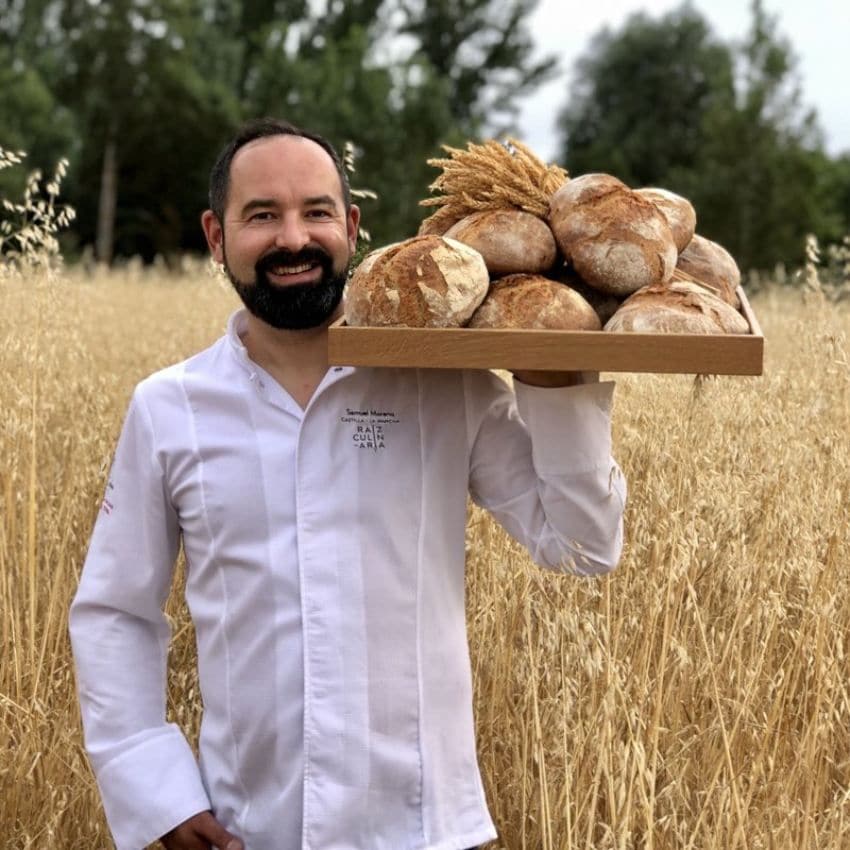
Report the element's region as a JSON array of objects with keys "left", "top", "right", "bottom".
[{"left": 133, "top": 333, "right": 231, "bottom": 409}]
